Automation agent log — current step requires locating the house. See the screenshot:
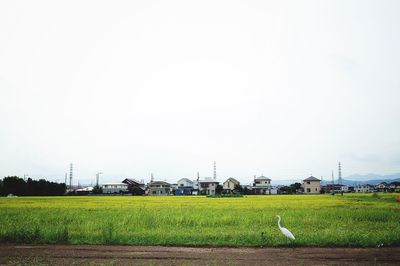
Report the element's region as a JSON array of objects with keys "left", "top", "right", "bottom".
[
  {"left": 199, "top": 178, "right": 219, "bottom": 195},
  {"left": 323, "top": 184, "right": 347, "bottom": 193},
  {"left": 170, "top": 183, "right": 178, "bottom": 195},
  {"left": 375, "top": 182, "right": 388, "bottom": 192},
  {"left": 192, "top": 179, "right": 199, "bottom": 195},
  {"left": 270, "top": 186, "right": 278, "bottom": 195},
  {"left": 354, "top": 184, "right": 372, "bottom": 193},
  {"left": 389, "top": 182, "right": 400, "bottom": 192},
  {"left": 252, "top": 176, "right": 272, "bottom": 194},
  {"left": 122, "top": 178, "right": 145, "bottom": 195},
  {"left": 176, "top": 178, "right": 193, "bottom": 195},
  {"left": 76, "top": 186, "right": 93, "bottom": 195},
  {"left": 303, "top": 176, "right": 321, "bottom": 194},
  {"left": 102, "top": 183, "right": 129, "bottom": 194},
  {"left": 148, "top": 181, "right": 171, "bottom": 196},
  {"left": 223, "top": 177, "right": 240, "bottom": 193}
]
